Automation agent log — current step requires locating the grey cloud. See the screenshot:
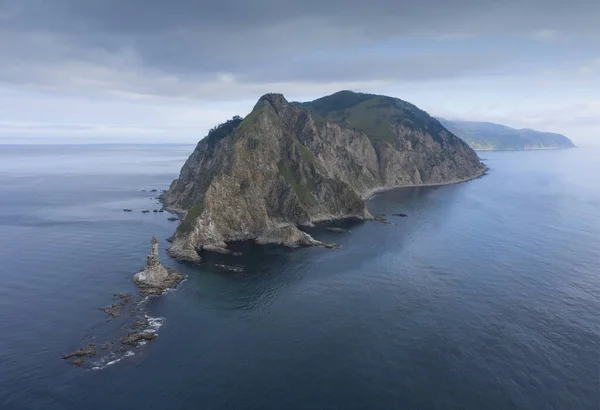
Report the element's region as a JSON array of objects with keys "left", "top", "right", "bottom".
[
  {"left": 241, "top": 53, "right": 508, "bottom": 83},
  {"left": 1, "top": 0, "right": 598, "bottom": 100}
]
